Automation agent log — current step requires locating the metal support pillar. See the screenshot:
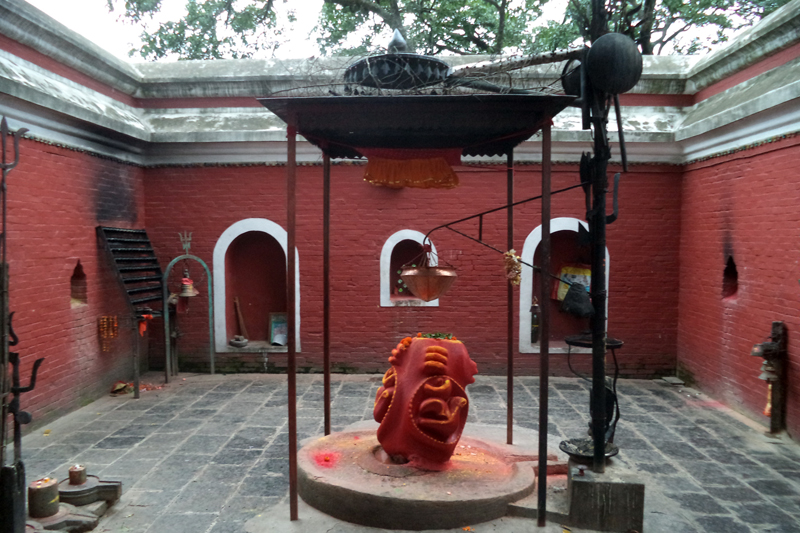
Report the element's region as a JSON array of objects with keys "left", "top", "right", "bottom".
[
  {"left": 590, "top": 104, "right": 609, "bottom": 474},
  {"left": 323, "top": 152, "right": 331, "bottom": 436},
  {"left": 286, "top": 121, "right": 299, "bottom": 521},
  {"left": 507, "top": 151, "right": 514, "bottom": 445},
  {"left": 537, "top": 119, "right": 552, "bottom": 527},
  {"left": 132, "top": 320, "right": 140, "bottom": 400}
]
